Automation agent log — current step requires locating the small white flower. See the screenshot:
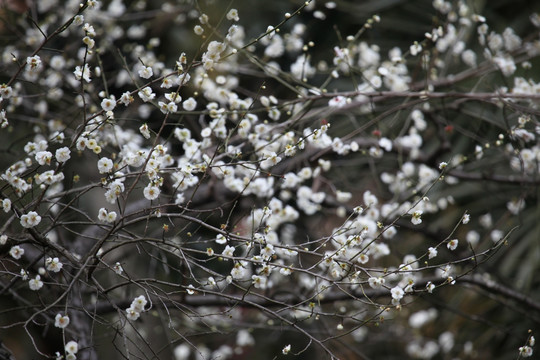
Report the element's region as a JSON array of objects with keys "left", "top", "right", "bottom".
[
  {"left": 368, "top": 276, "right": 385, "bottom": 289},
  {"left": 83, "top": 36, "right": 95, "bottom": 48},
  {"left": 260, "top": 152, "right": 281, "bottom": 169},
  {"left": 282, "top": 344, "right": 291, "bottom": 355},
  {"left": 222, "top": 245, "right": 235, "bottom": 258},
  {"left": 35, "top": 151, "right": 53, "bottom": 166},
  {"left": 226, "top": 9, "right": 239, "bottom": 21},
  {"left": 52, "top": 147, "right": 70, "bottom": 163},
  {"left": 158, "top": 101, "right": 177, "bottom": 114},
  {"left": 261, "top": 244, "right": 275, "bottom": 258},
  {"left": 113, "top": 262, "right": 123, "bottom": 274},
  {"left": 329, "top": 95, "right": 348, "bottom": 108},
  {"left": 194, "top": 25, "right": 204, "bottom": 35},
  {"left": 65, "top": 340, "right": 79, "bottom": 354},
  {"left": 74, "top": 64, "right": 91, "bottom": 82},
  {"left": 519, "top": 346, "right": 533, "bottom": 357},
  {"left": 21, "top": 211, "right": 41, "bottom": 228},
  {"left": 29, "top": 275, "right": 43, "bottom": 290},
  {"left": 20, "top": 269, "right": 28, "bottom": 280},
  {"left": 216, "top": 234, "right": 227, "bottom": 245},
  {"left": 336, "top": 190, "right": 352, "bottom": 203},
  {"left": 138, "top": 66, "right": 153, "bottom": 79},
  {"left": 97, "top": 157, "right": 114, "bottom": 174},
  {"left": 46, "top": 257, "right": 63, "bottom": 272},
  {"left": 182, "top": 97, "right": 197, "bottom": 111},
  {"left": 119, "top": 92, "right": 133, "bottom": 106},
  {"left": 251, "top": 274, "right": 267, "bottom": 289},
  {"left": 101, "top": 96, "right": 116, "bottom": 112},
  {"left": 126, "top": 307, "right": 140, "bottom": 321},
  {"left": 411, "top": 210, "right": 423, "bottom": 225},
  {"left": 391, "top": 286, "right": 404, "bottom": 300},
  {"left": 26, "top": 55, "right": 42, "bottom": 72},
  {"left": 10, "top": 245, "right": 24, "bottom": 259},
  {"left": 143, "top": 185, "right": 160, "bottom": 200},
  {"left": 138, "top": 87, "right": 155, "bottom": 102},
  {"left": 131, "top": 295, "right": 147, "bottom": 312},
  {"left": 410, "top": 42, "right": 422, "bottom": 56},
  {"left": 2, "top": 198, "right": 12, "bottom": 212},
  {"left": 353, "top": 206, "right": 364, "bottom": 214},
  {"left": 98, "top": 208, "right": 117, "bottom": 223},
  {"left": 0, "top": 110, "right": 8, "bottom": 128},
  {"left": 280, "top": 267, "right": 292, "bottom": 276},
  {"left": 98, "top": 208, "right": 108, "bottom": 221},
  {"left": 447, "top": 239, "right": 458, "bottom": 251},
  {"left": 428, "top": 247, "right": 438, "bottom": 259},
  {"left": 106, "top": 211, "right": 117, "bottom": 222},
  {"left": 76, "top": 137, "right": 88, "bottom": 151},
  {"left": 139, "top": 123, "right": 151, "bottom": 139},
  {"left": 54, "top": 313, "right": 70, "bottom": 328}
]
